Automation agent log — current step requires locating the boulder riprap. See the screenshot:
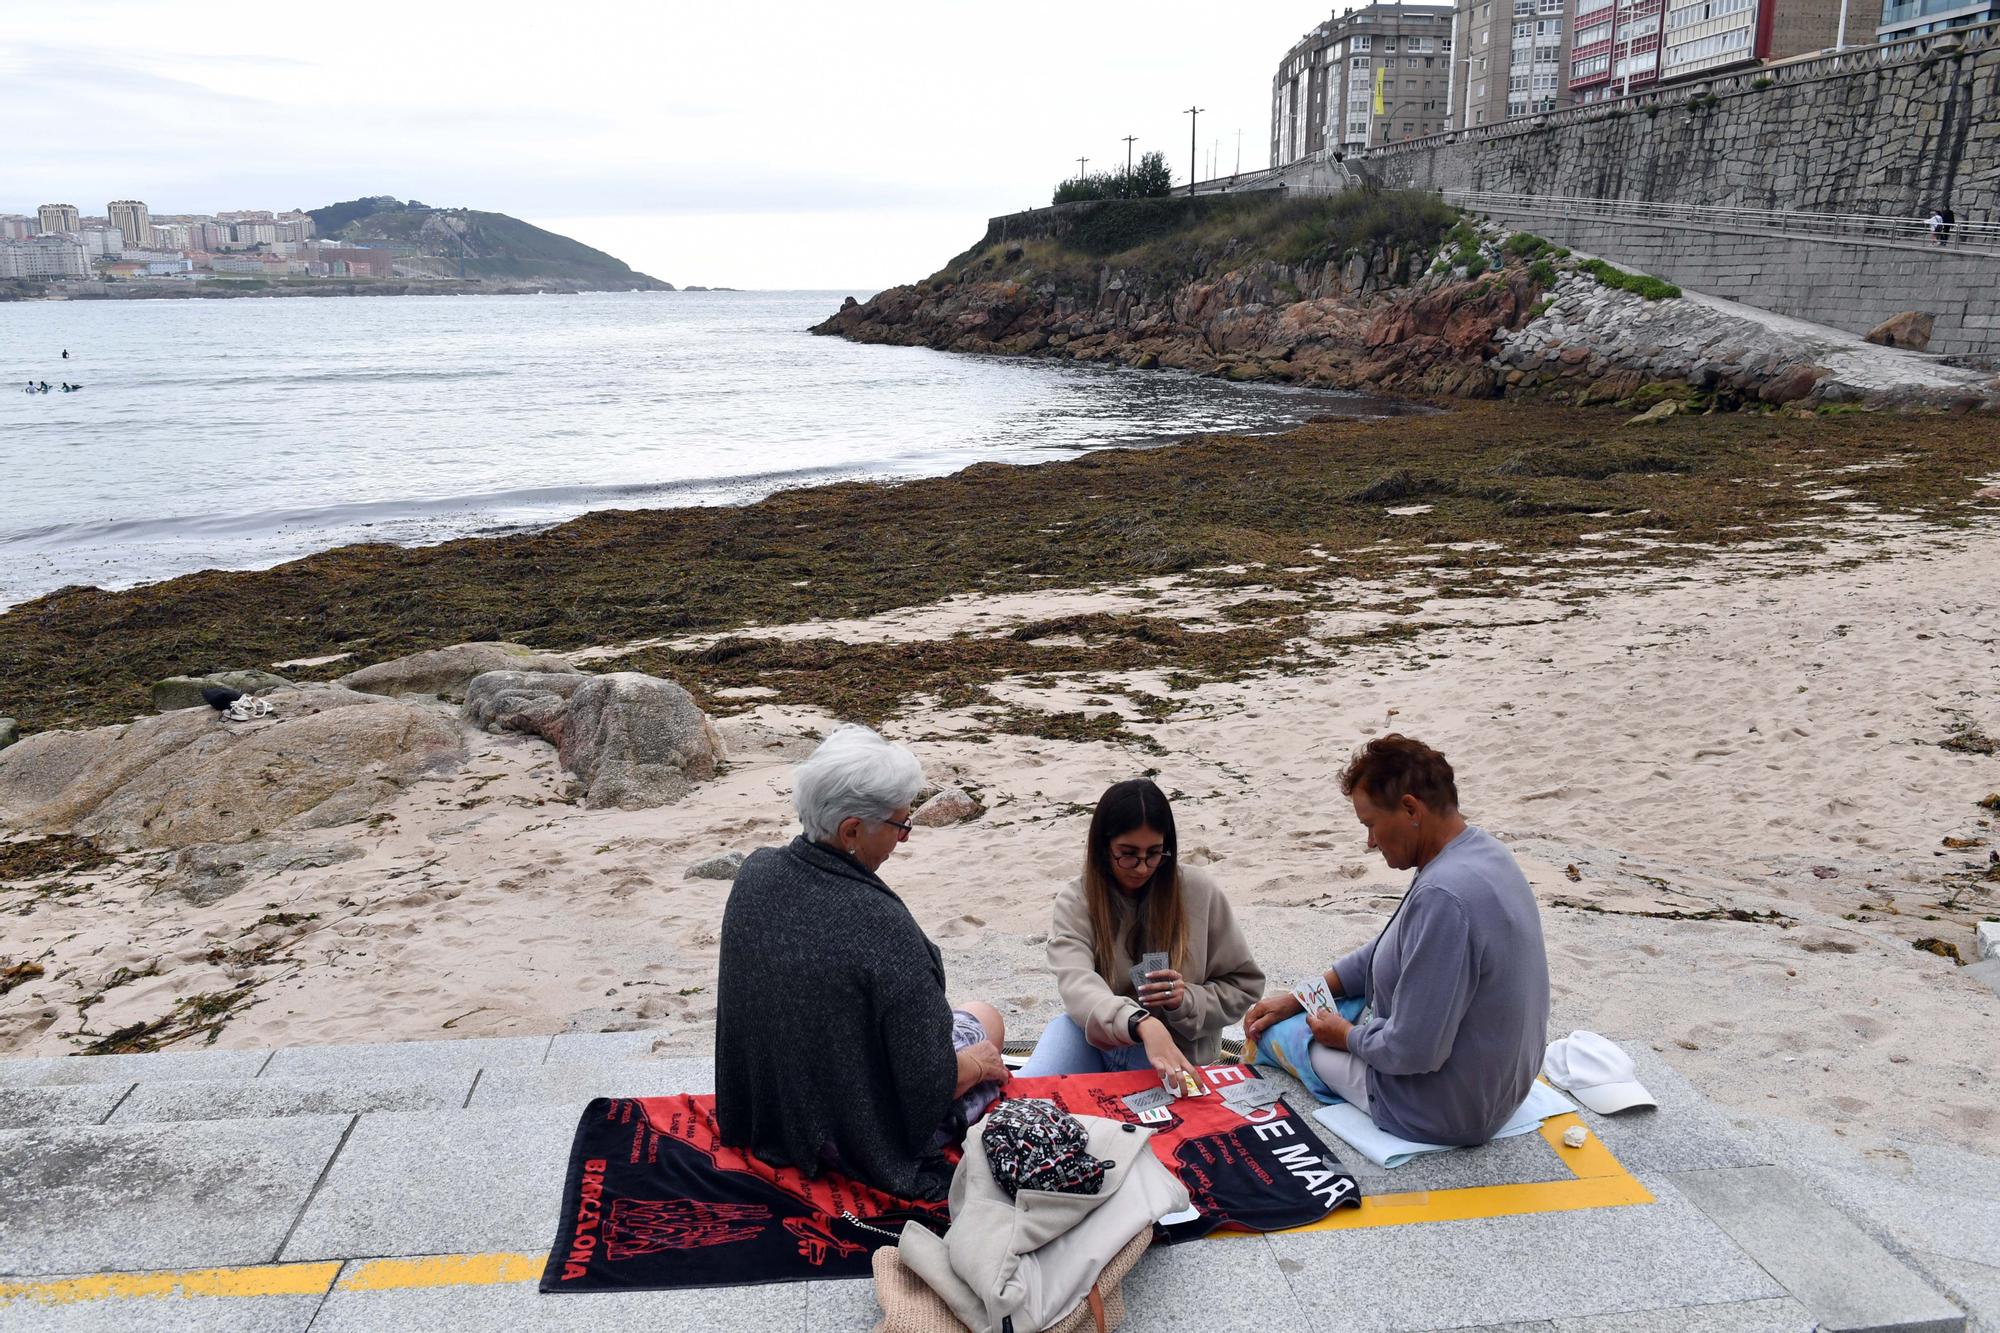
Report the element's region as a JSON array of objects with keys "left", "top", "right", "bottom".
[
  {"left": 912, "top": 785, "right": 982, "bottom": 827},
  {"left": 462, "top": 669, "right": 591, "bottom": 743},
  {"left": 0, "top": 684, "right": 464, "bottom": 851},
  {"left": 685, "top": 851, "right": 746, "bottom": 881},
  {"left": 559, "top": 673, "right": 725, "bottom": 810},
  {"left": 341, "top": 641, "right": 575, "bottom": 702},
  {"left": 151, "top": 669, "right": 291, "bottom": 713}
]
